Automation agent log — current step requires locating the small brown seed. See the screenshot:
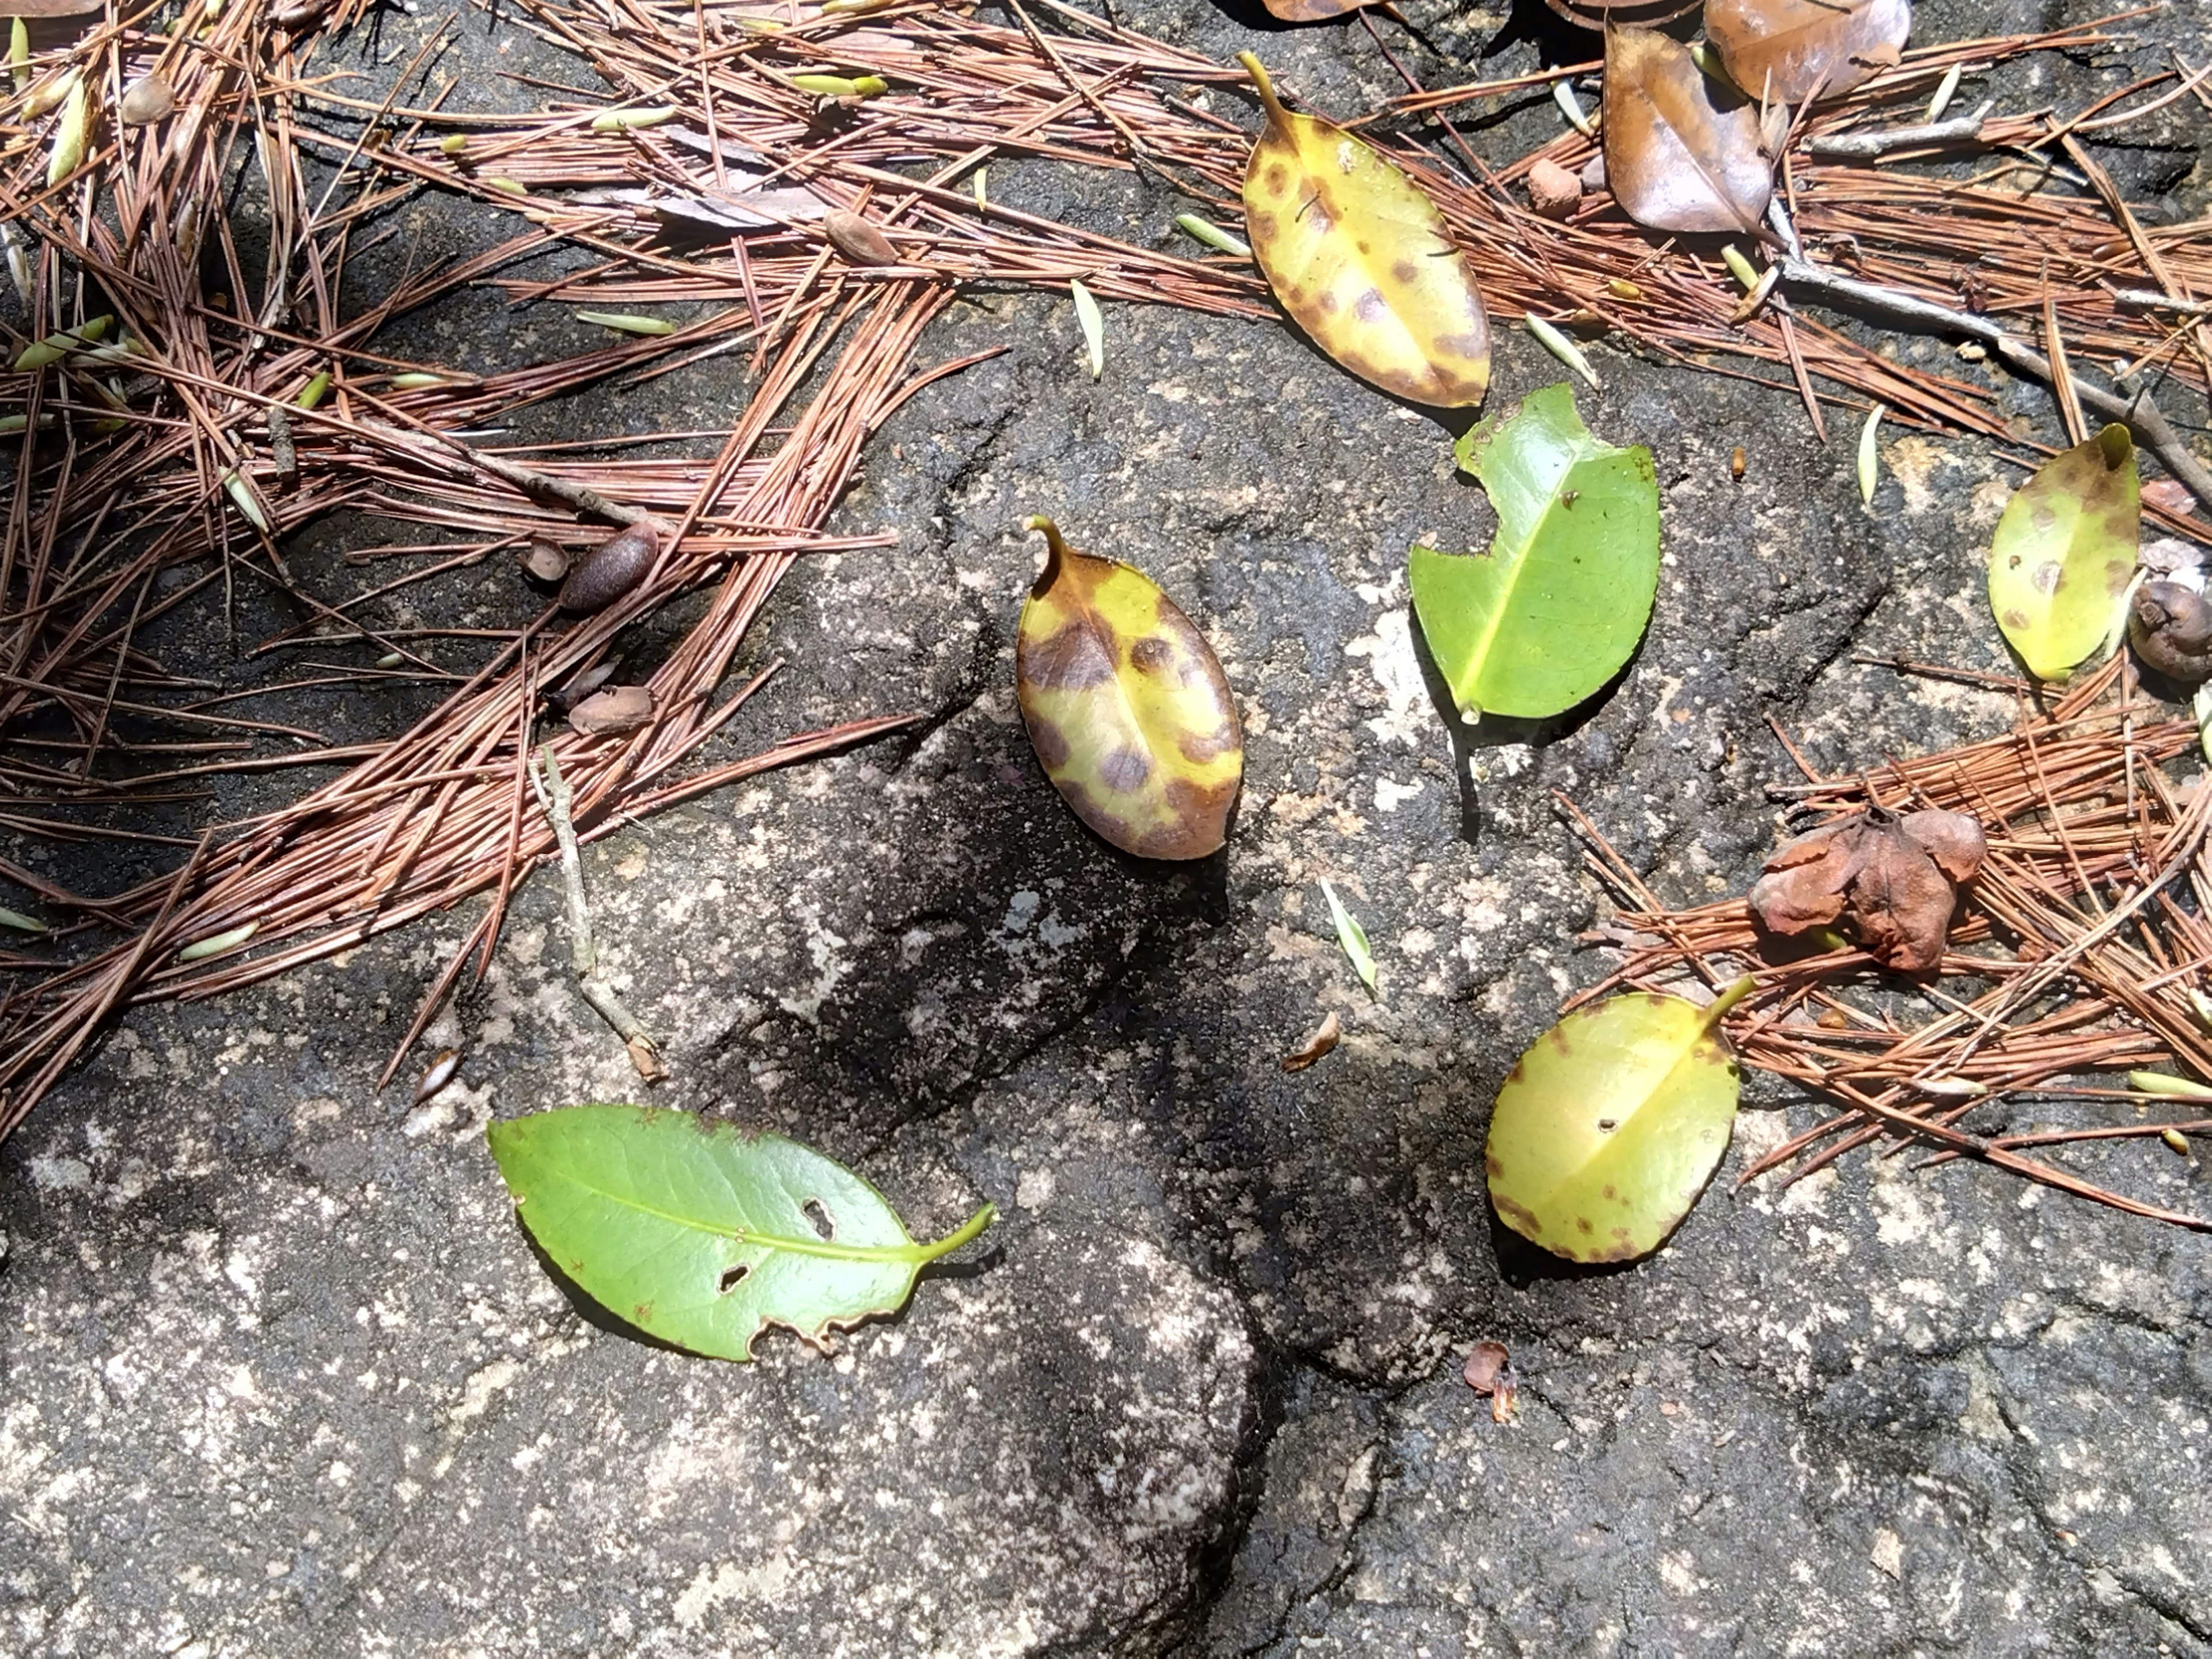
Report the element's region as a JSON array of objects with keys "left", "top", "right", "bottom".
[
  {"left": 1526, "top": 157, "right": 1581, "bottom": 221},
  {"left": 556, "top": 521, "right": 658, "bottom": 613},
  {"left": 822, "top": 210, "right": 898, "bottom": 267},
  {"left": 119, "top": 75, "right": 175, "bottom": 126},
  {"left": 2129, "top": 580, "right": 2212, "bottom": 688},
  {"left": 1730, "top": 445, "right": 1747, "bottom": 482},
  {"left": 519, "top": 538, "right": 570, "bottom": 584},
  {"left": 567, "top": 684, "right": 656, "bottom": 736}
]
